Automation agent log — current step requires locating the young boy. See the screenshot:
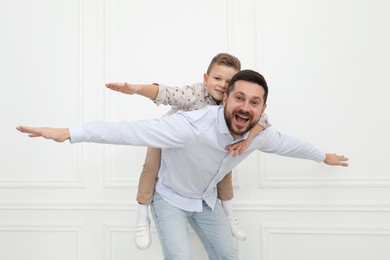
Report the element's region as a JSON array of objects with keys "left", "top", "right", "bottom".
[{"left": 106, "top": 53, "right": 271, "bottom": 250}]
